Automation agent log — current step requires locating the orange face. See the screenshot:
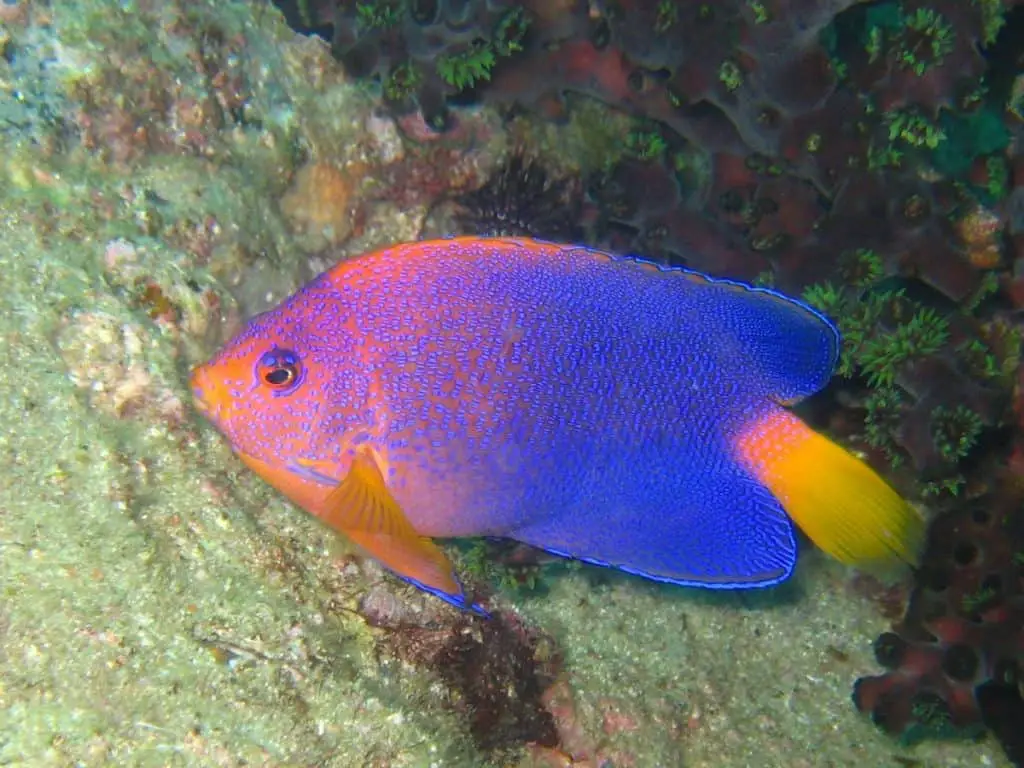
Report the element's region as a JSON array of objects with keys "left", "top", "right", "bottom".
[
  {"left": 189, "top": 281, "right": 374, "bottom": 510},
  {"left": 191, "top": 341, "right": 310, "bottom": 459}
]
